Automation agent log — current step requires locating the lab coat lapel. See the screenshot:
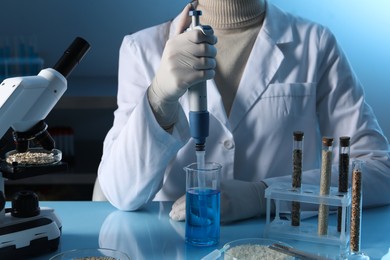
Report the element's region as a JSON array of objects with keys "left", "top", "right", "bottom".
[
  {"left": 208, "top": 79, "right": 230, "bottom": 128},
  {"left": 228, "top": 2, "right": 294, "bottom": 131}
]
